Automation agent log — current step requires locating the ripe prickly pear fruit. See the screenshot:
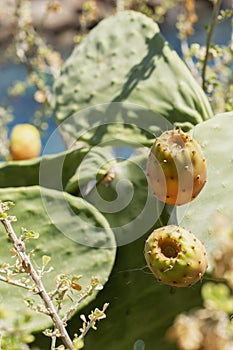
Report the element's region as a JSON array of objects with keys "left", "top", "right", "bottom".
[
  {"left": 9, "top": 124, "right": 42, "bottom": 160},
  {"left": 144, "top": 225, "right": 208, "bottom": 288},
  {"left": 146, "top": 129, "right": 207, "bottom": 206}
]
